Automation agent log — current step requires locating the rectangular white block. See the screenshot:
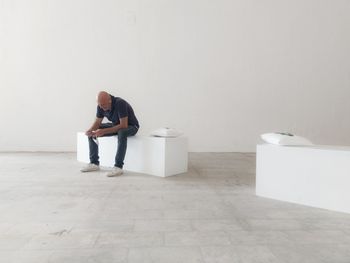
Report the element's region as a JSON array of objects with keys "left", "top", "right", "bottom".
[
  {"left": 256, "top": 144, "right": 350, "bottom": 213},
  {"left": 77, "top": 132, "right": 188, "bottom": 177}
]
